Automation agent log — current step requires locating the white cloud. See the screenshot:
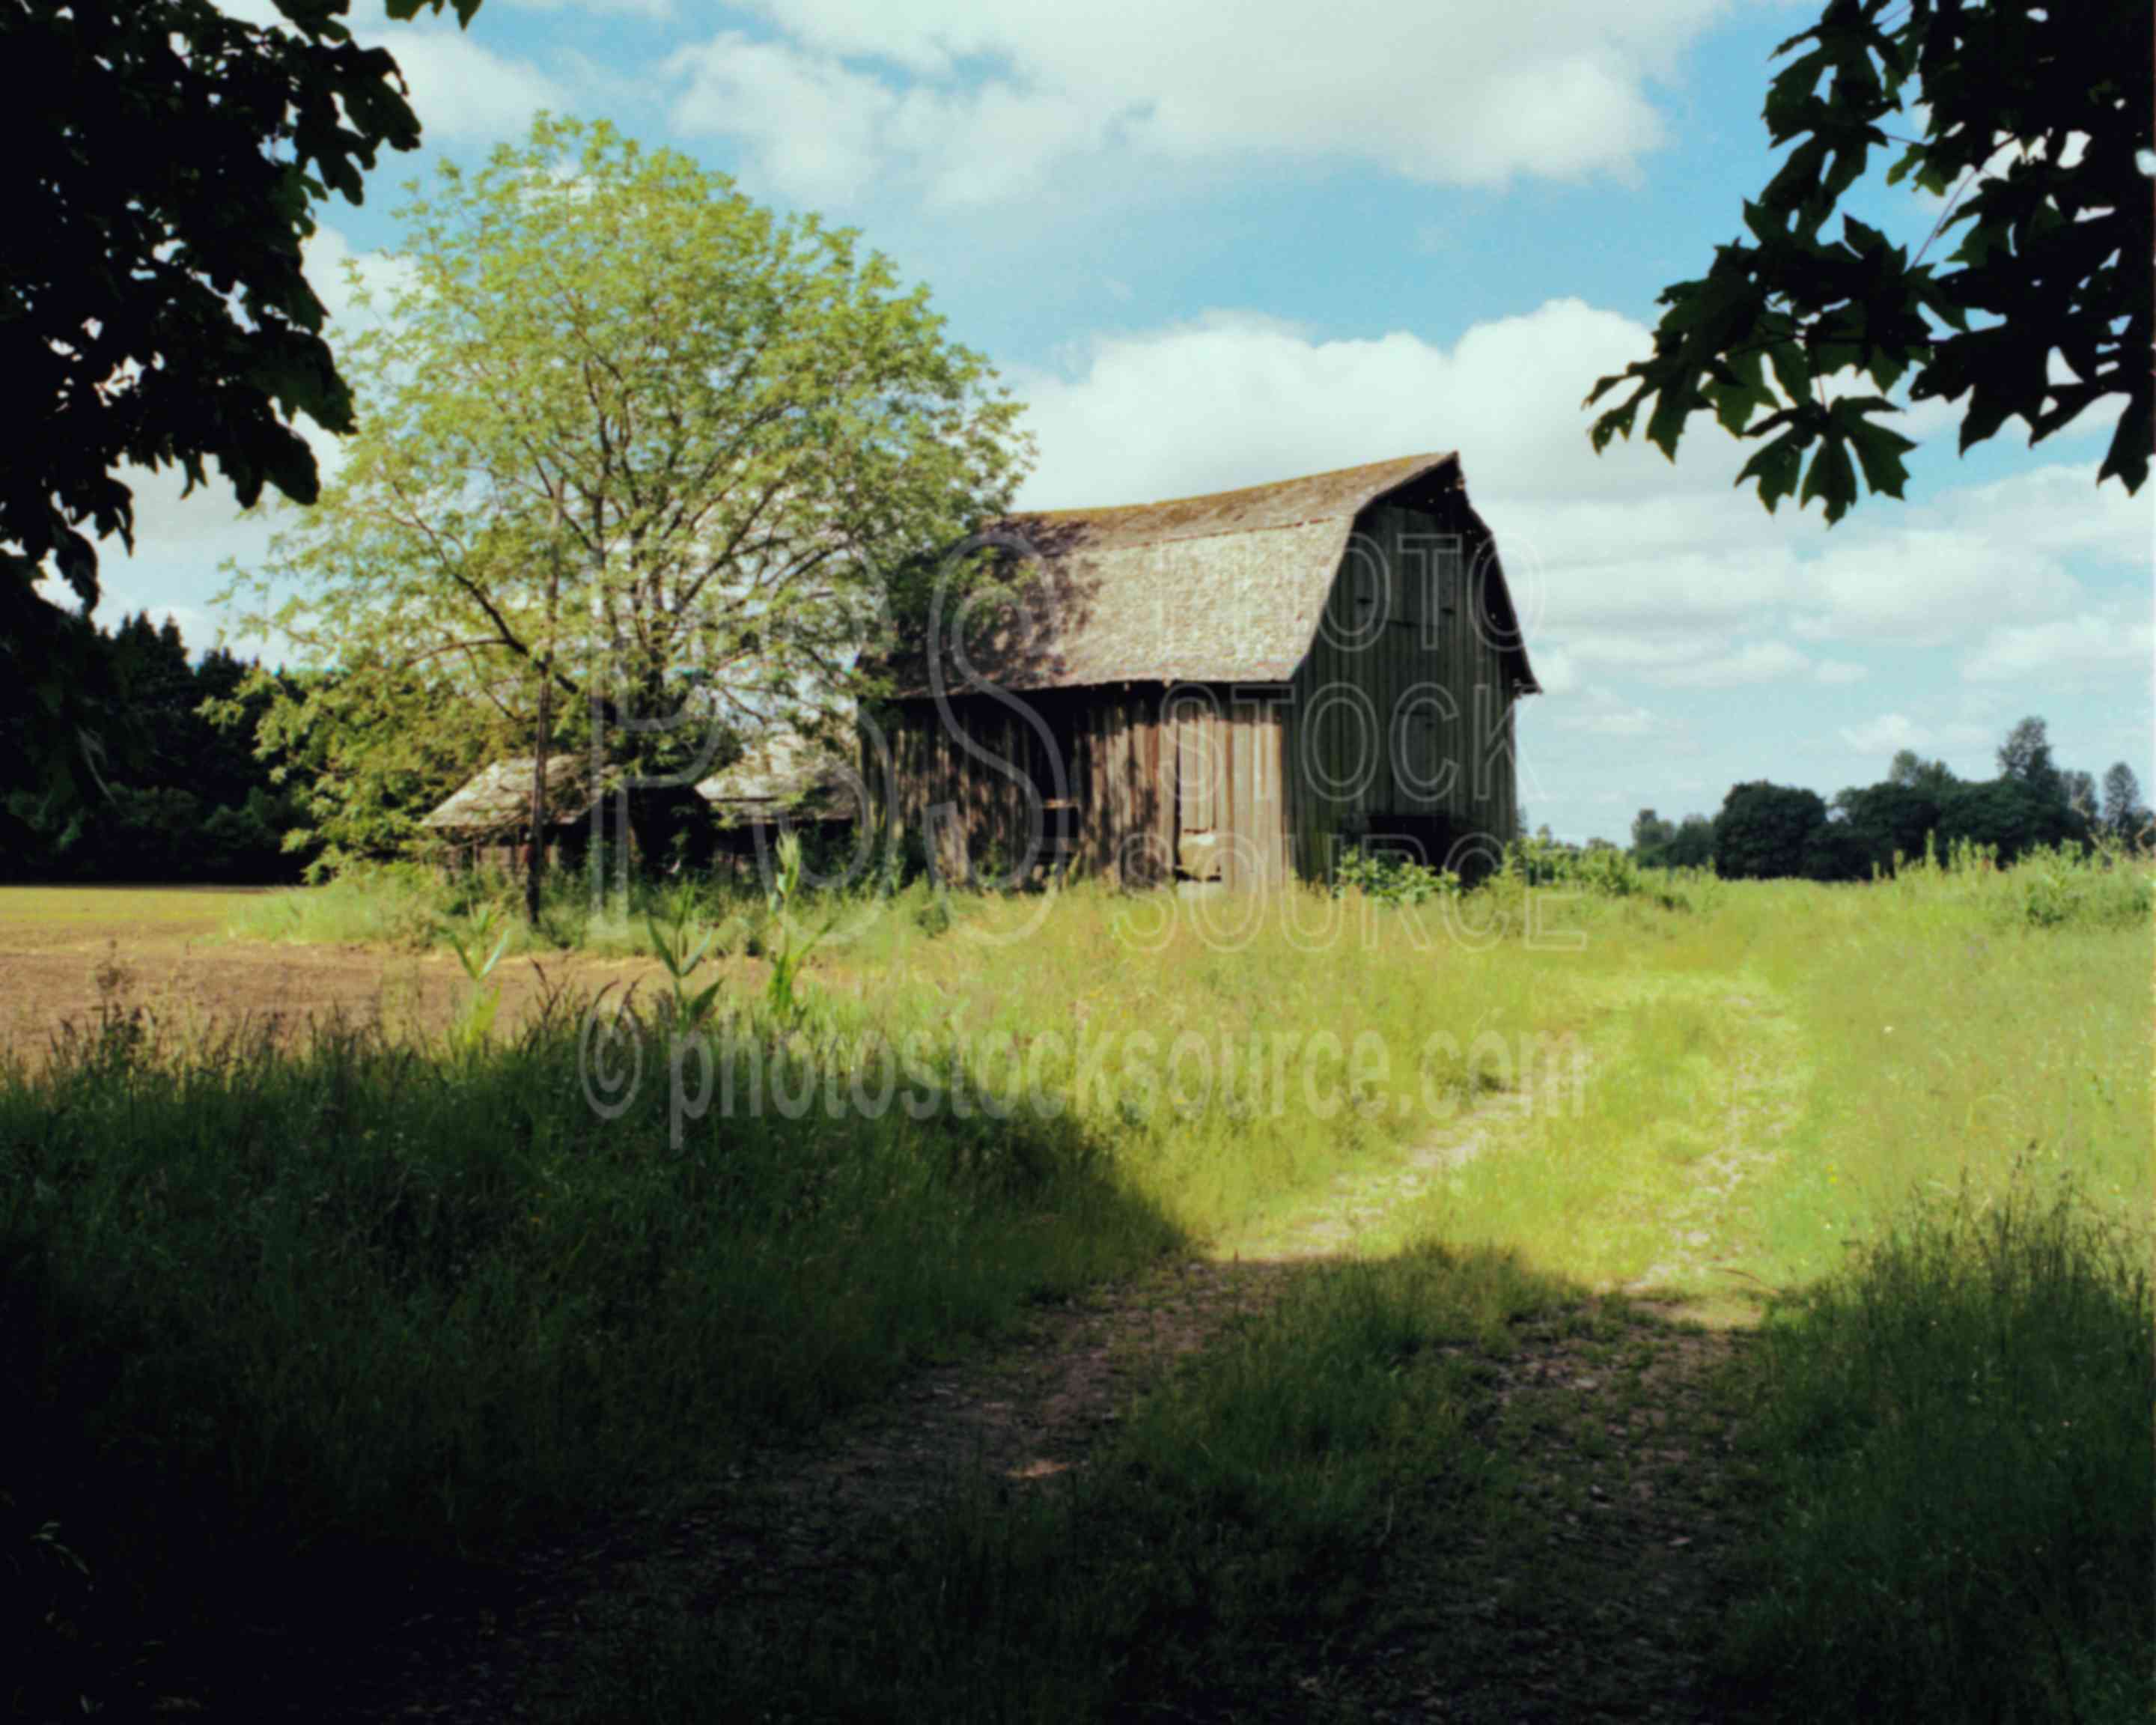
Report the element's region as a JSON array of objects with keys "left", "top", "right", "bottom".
[
  {"left": 1010, "top": 299, "right": 2146, "bottom": 690},
  {"left": 1556, "top": 687, "right": 1665, "bottom": 737},
  {"left": 1016, "top": 297, "right": 1657, "bottom": 510},
  {"left": 86, "top": 460, "right": 295, "bottom": 654},
  {"left": 1654, "top": 639, "right": 1811, "bottom": 688},
  {"left": 503, "top": 0, "right": 672, "bottom": 15},
  {"left": 1839, "top": 713, "right": 1930, "bottom": 757},
  {"left": 667, "top": 0, "right": 1726, "bottom": 206},
  {"left": 667, "top": 33, "right": 895, "bottom": 205},
  {"left": 1530, "top": 646, "right": 1579, "bottom": 696},
  {"left": 359, "top": 25, "right": 567, "bottom": 142},
  {"left": 1802, "top": 465, "right": 2145, "bottom": 643},
  {"left": 1963, "top": 612, "right": 2156, "bottom": 683}
]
